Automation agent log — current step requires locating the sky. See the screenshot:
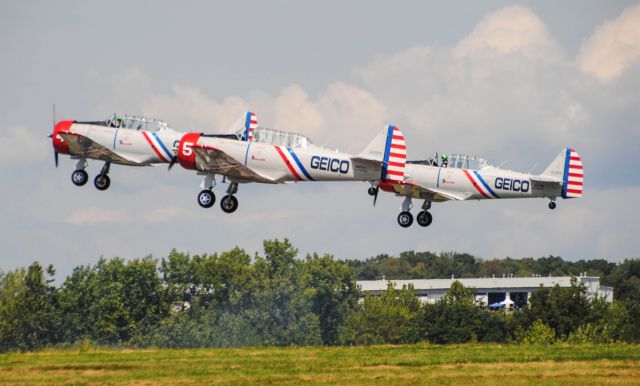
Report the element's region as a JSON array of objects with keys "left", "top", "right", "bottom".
[{"left": 1, "top": 1, "right": 639, "bottom": 278}]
